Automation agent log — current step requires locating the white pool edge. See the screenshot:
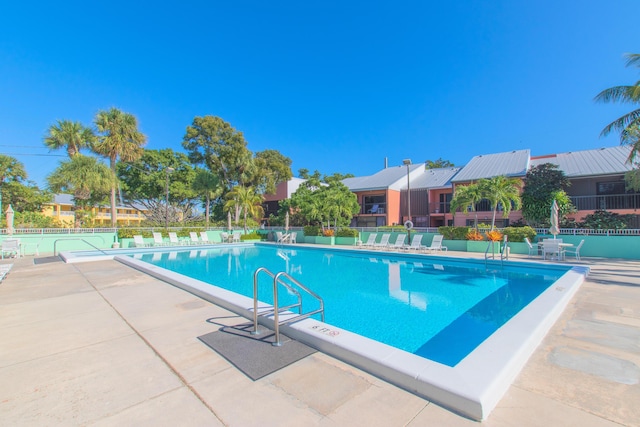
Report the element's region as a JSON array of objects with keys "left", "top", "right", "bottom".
[{"left": 107, "top": 251, "right": 588, "bottom": 421}]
